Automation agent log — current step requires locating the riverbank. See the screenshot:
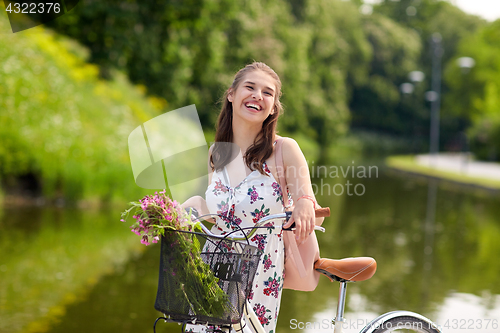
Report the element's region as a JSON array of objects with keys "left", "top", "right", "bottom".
[{"left": 386, "top": 153, "right": 500, "bottom": 192}]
